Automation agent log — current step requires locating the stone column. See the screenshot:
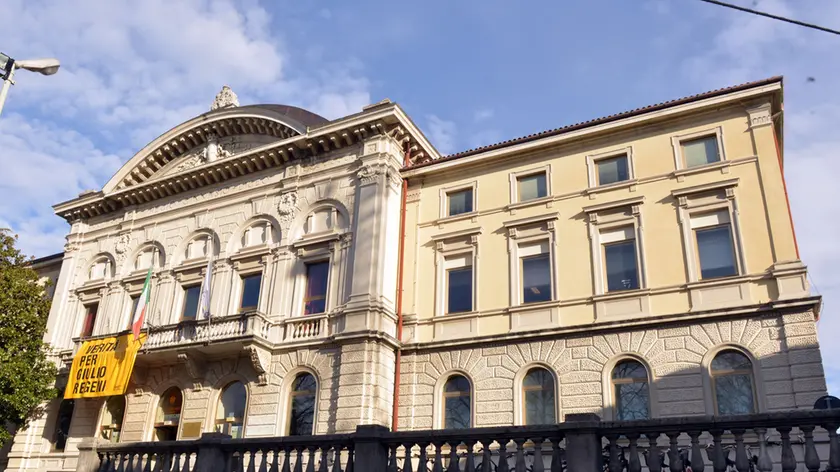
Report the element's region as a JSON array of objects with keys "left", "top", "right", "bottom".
[{"left": 563, "top": 413, "right": 603, "bottom": 472}]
